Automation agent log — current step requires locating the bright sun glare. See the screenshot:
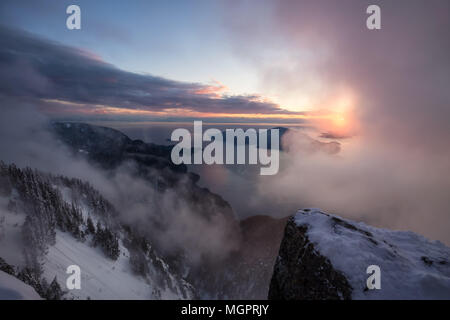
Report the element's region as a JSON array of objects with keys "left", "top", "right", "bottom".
[{"left": 316, "top": 90, "right": 359, "bottom": 137}]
